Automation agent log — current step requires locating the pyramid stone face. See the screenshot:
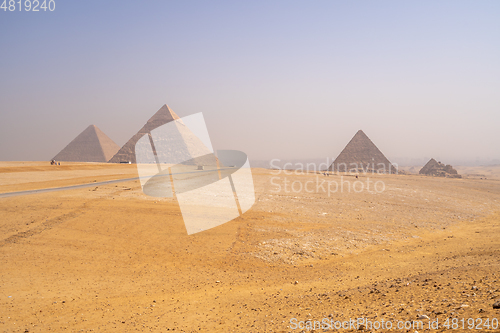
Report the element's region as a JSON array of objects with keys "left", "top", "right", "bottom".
[
  {"left": 328, "top": 130, "right": 396, "bottom": 174},
  {"left": 419, "top": 158, "right": 461, "bottom": 178},
  {"left": 148, "top": 119, "right": 216, "bottom": 166},
  {"left": 109, "top": 105, "right": 180, "bottom": 163},
  {"left": 419, "top": 158, "right": 440, "bottom": 174},
  {"left": 53, "top": 125, "right": 120, "bottom": 162}
]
